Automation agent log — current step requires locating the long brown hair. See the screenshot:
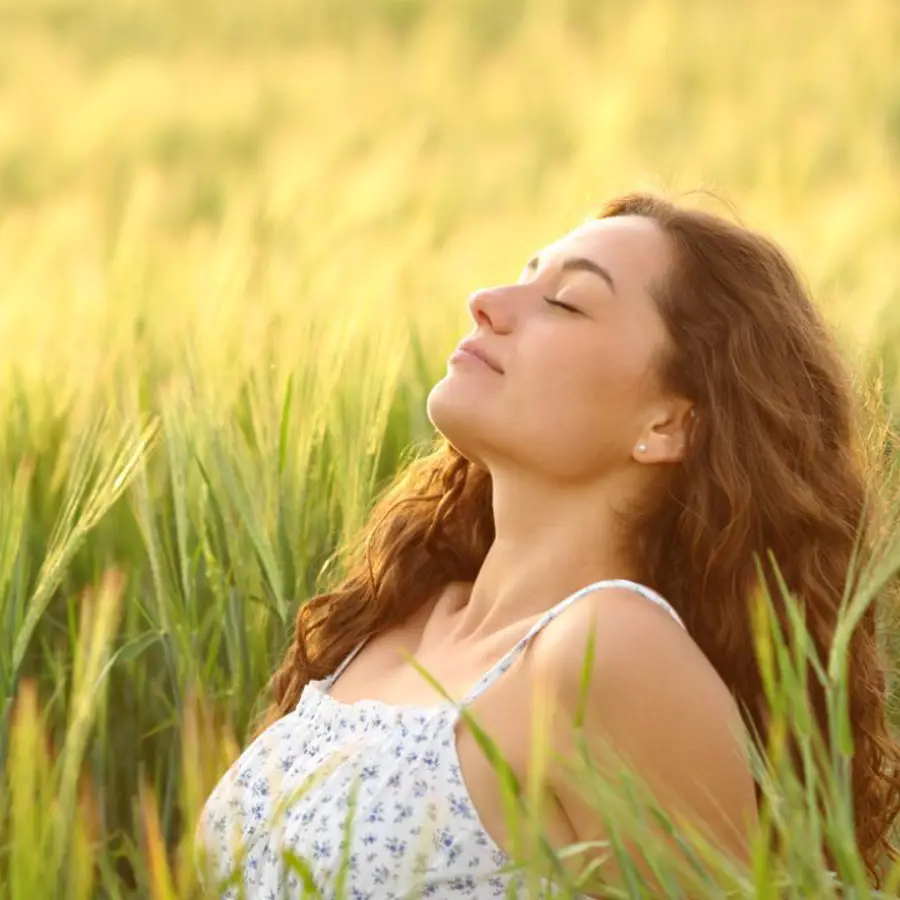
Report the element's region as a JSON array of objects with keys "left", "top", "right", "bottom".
[{"left": 261, "top": 192, "right": 900, "bottom": 885}]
